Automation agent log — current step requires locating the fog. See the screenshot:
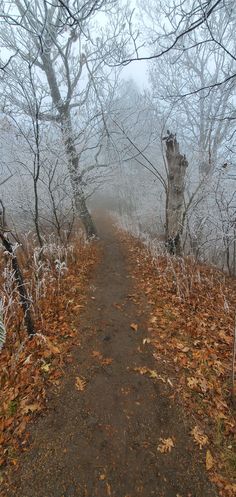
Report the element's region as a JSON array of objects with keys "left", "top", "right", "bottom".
[{"left": 0, "top": 0, "right": 235, "bottom": 273}]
